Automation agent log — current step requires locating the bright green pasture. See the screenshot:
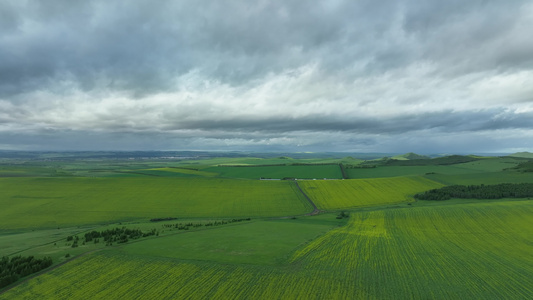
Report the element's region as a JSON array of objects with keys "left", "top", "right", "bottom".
[
  {"left": 301, "top": 176, "right": 444, "bottom": 210},
  {"left": 0, "top": 177, "right": 312, "bottom": 229},
  {"left": 204, "top": 164, "right": 343, "bottom": 179},
  {"left": 121, "top": 216, "right": 343, "bottom": 265},
  {"left": 4, "top": 200, "right": 532, "bottom": 299}
]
